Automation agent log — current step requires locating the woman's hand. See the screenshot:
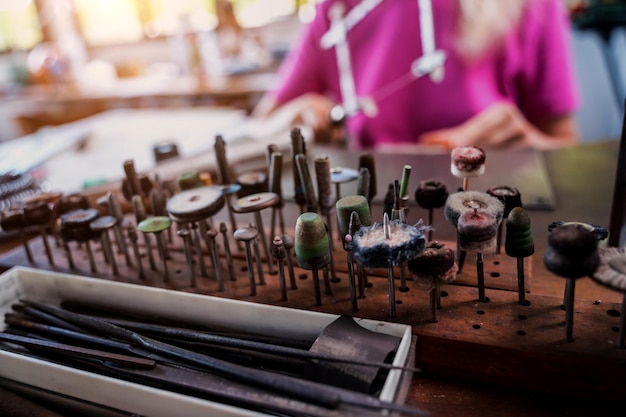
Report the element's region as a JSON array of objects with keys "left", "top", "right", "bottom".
[
  {"left": 252, "top": 93, "right": 343, "bottom": 143},
  {"left": 419, "top": 102, "right": 578, "bottom": 150}
]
